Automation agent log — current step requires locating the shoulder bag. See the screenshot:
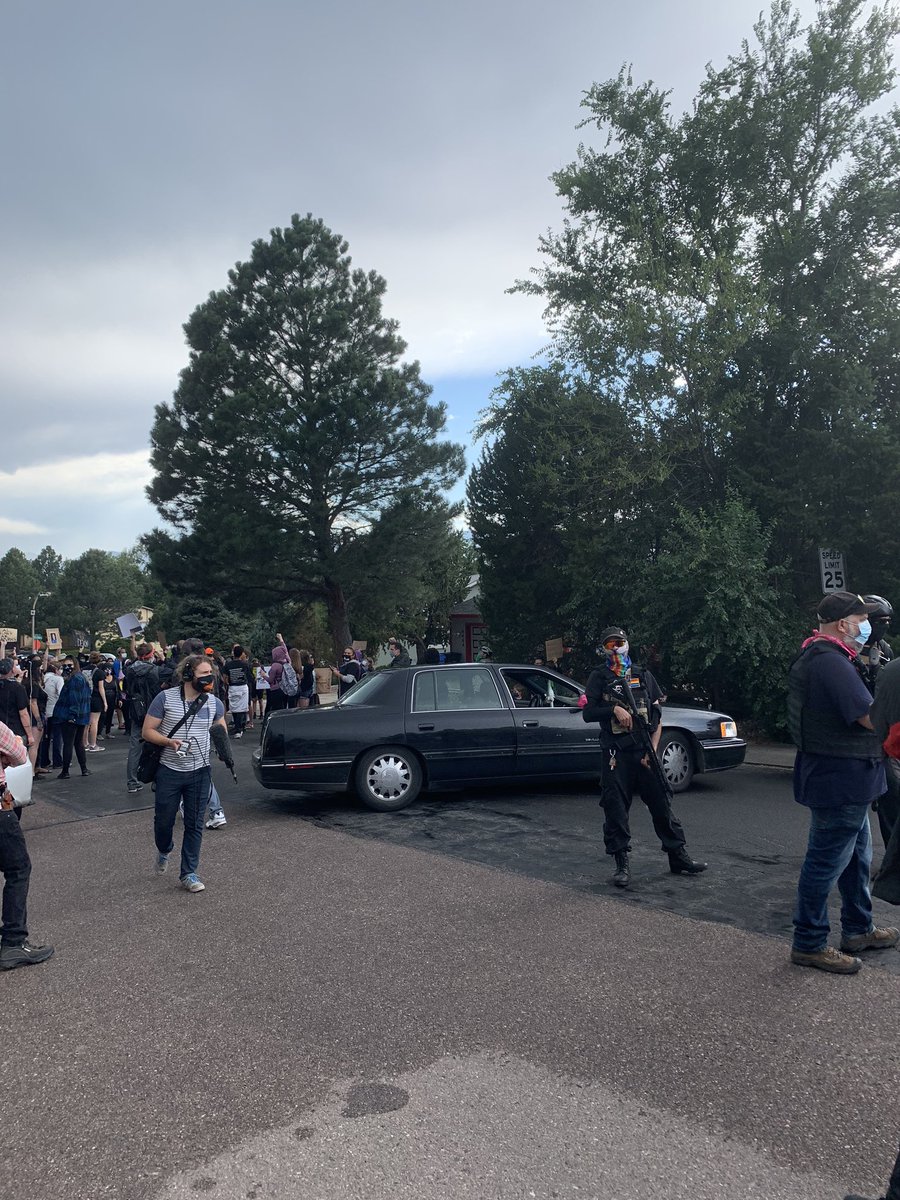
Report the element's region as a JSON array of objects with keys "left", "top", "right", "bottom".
[{"left": 137, "top": 695, "right": 207, "bottom": 784}]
